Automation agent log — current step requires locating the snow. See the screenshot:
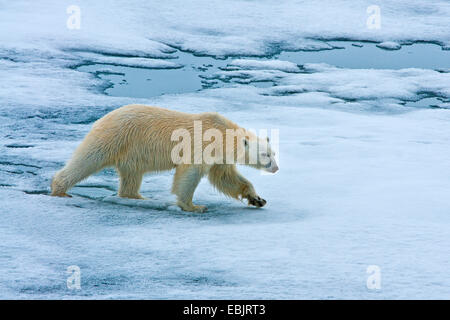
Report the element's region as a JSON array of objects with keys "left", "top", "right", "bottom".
[
  {"left": 206, "top": 62, "right": 450, "bottom": 110},
  {"left": 228, "top": 59, "right": 301, "bottom": 73},
  {"left": 376, "top": 41, "right": 402, "bottom": 50},
  {"left": 1, "top": 0, "right": 450, "bottom": 299},
  {"left": 74, "top": 52, "right": 182, "bottom": 69},
  {"left": 2, "top": 0, "right": 450, "bottom": 59}
]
